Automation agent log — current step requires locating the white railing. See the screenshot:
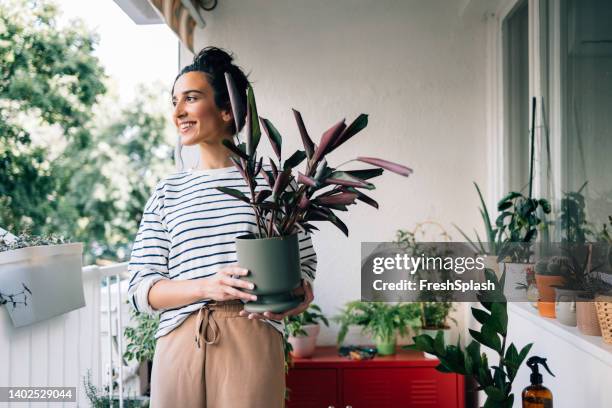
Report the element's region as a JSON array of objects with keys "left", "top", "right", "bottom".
[{"left": 0, "top": 262, "right": 138, "bottom": 407}]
